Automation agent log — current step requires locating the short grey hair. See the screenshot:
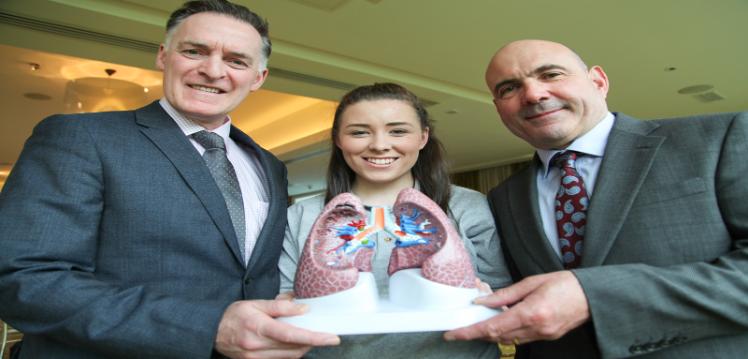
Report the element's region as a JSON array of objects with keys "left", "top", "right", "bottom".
[{"left": 164, "top": 0, "right": 271, "bottom": 70}]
